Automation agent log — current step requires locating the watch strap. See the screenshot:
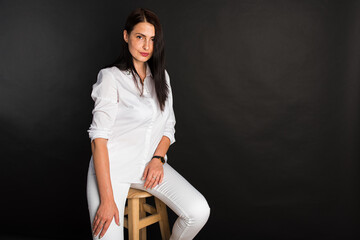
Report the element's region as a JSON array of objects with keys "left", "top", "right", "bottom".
[{"left": 152, "top": 155, "right": 165, "bottom": 164}]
